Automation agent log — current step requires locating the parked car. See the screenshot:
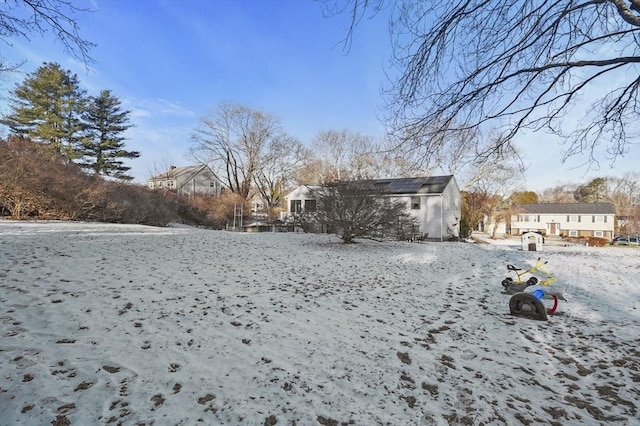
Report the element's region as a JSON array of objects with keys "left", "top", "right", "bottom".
[
  {"left": 611, "top": 236, "right": 640, "bottom": 246},
  {"left": 611, "top": 236, "right": 629, "bottom": 245}
]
